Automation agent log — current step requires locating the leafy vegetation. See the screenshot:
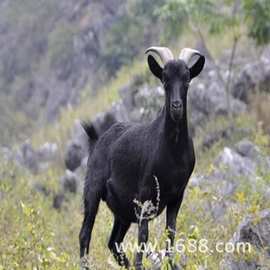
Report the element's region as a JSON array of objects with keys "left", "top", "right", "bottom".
[
  {"left": 1, "top": 112, "right": 269, "bottom": 269},
  {"left": 1, "top": 0, "right": 270, "bottom": 269}
]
